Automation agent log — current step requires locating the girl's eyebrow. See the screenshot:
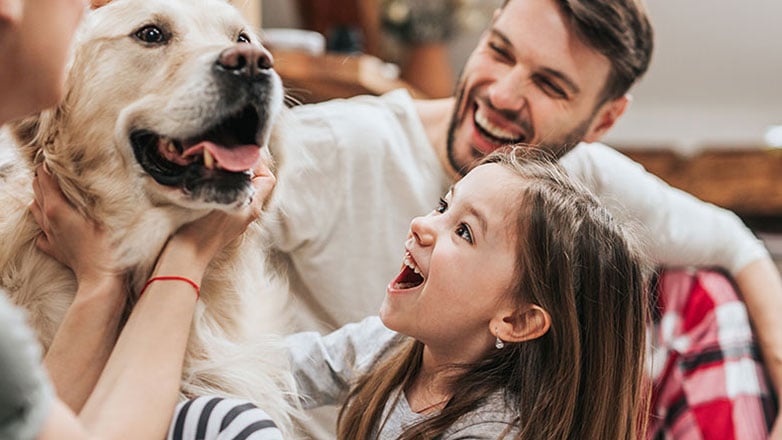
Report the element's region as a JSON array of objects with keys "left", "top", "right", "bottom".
[{"left": 450, "top": 185, "right": 488, "bottom": 236}]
